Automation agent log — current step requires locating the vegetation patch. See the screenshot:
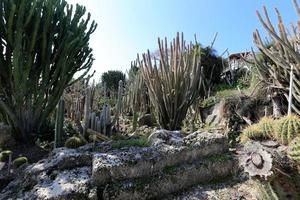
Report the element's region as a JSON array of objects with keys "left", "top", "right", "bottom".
[{"left": 111, "top": 137, "right": 150, "bottom": 149}]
